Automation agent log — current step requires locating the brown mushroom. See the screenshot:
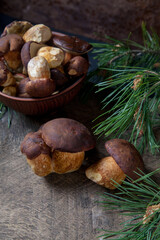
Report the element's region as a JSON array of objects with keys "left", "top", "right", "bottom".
[
  {"left": 85, "top": 139, "right": 145, "bottom": 189},
  {"left": 66, "top": 56, "right": 89, "bottom": 76},
  {"left": 26, "top": 56, "right": 56, "bottom": 97},
  {"left": 2, "top": 85, "right": 17, "bottom": 96},
  {"left": 16, "top": 77, "right": 31, "bottom": 98},
  {"left": 0, "top": 34, "right": 24, "bottom": 71},
  {"left": 21, "top": 41, "right": 45, "bottom": 70},
  {"left": 21, "top": 118, "right": 96, "bottom": 176},
  {"left": 50, "top": 68, "right": 68, "bottom": 88},
  {"left": 21, "top": 131, "right": 53, "bottom": 176},
  {"left": 23, "top": 24, "right": 52, "bottom": 43},
  {"left": 37, "top": 46, "right": 64, "bottom": 68},
  {"left": 25, "top": 78, "right": 56, "bottom": 98},
  {"left": 52, "top": 32, "right": 93, "bottom": 55},
  {"left": 1, "top": 20, "right": 33, "bottom": 37},
  {"left": 0, "top": 59, "right": 16, "bottom": 87}
]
